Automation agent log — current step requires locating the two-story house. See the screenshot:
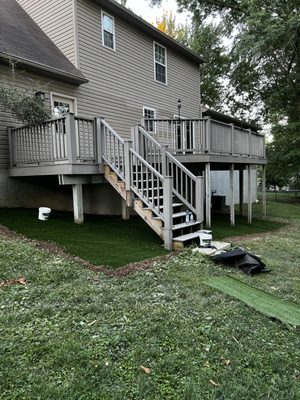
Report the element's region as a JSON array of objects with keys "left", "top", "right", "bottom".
[{"left": 0, "top": 0, "right": 266, "bottom": 249}]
